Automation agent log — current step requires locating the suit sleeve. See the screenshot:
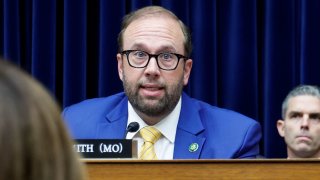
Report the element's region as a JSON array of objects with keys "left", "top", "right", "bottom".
[{"left": 235, "top": 122, "right": 262, "bottom": 158}]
